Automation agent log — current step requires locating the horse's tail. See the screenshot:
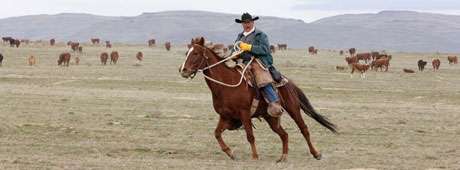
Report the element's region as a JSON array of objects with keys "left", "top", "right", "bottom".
[{"left": 292, "top": 84, "right": 338, "bottom": 134}]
